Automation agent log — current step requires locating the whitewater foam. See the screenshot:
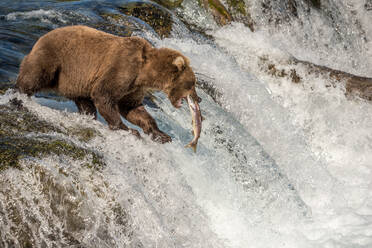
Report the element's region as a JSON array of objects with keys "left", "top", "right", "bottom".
[{"left": 6, "top": 9, "right": 67, "bottom": 24}]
